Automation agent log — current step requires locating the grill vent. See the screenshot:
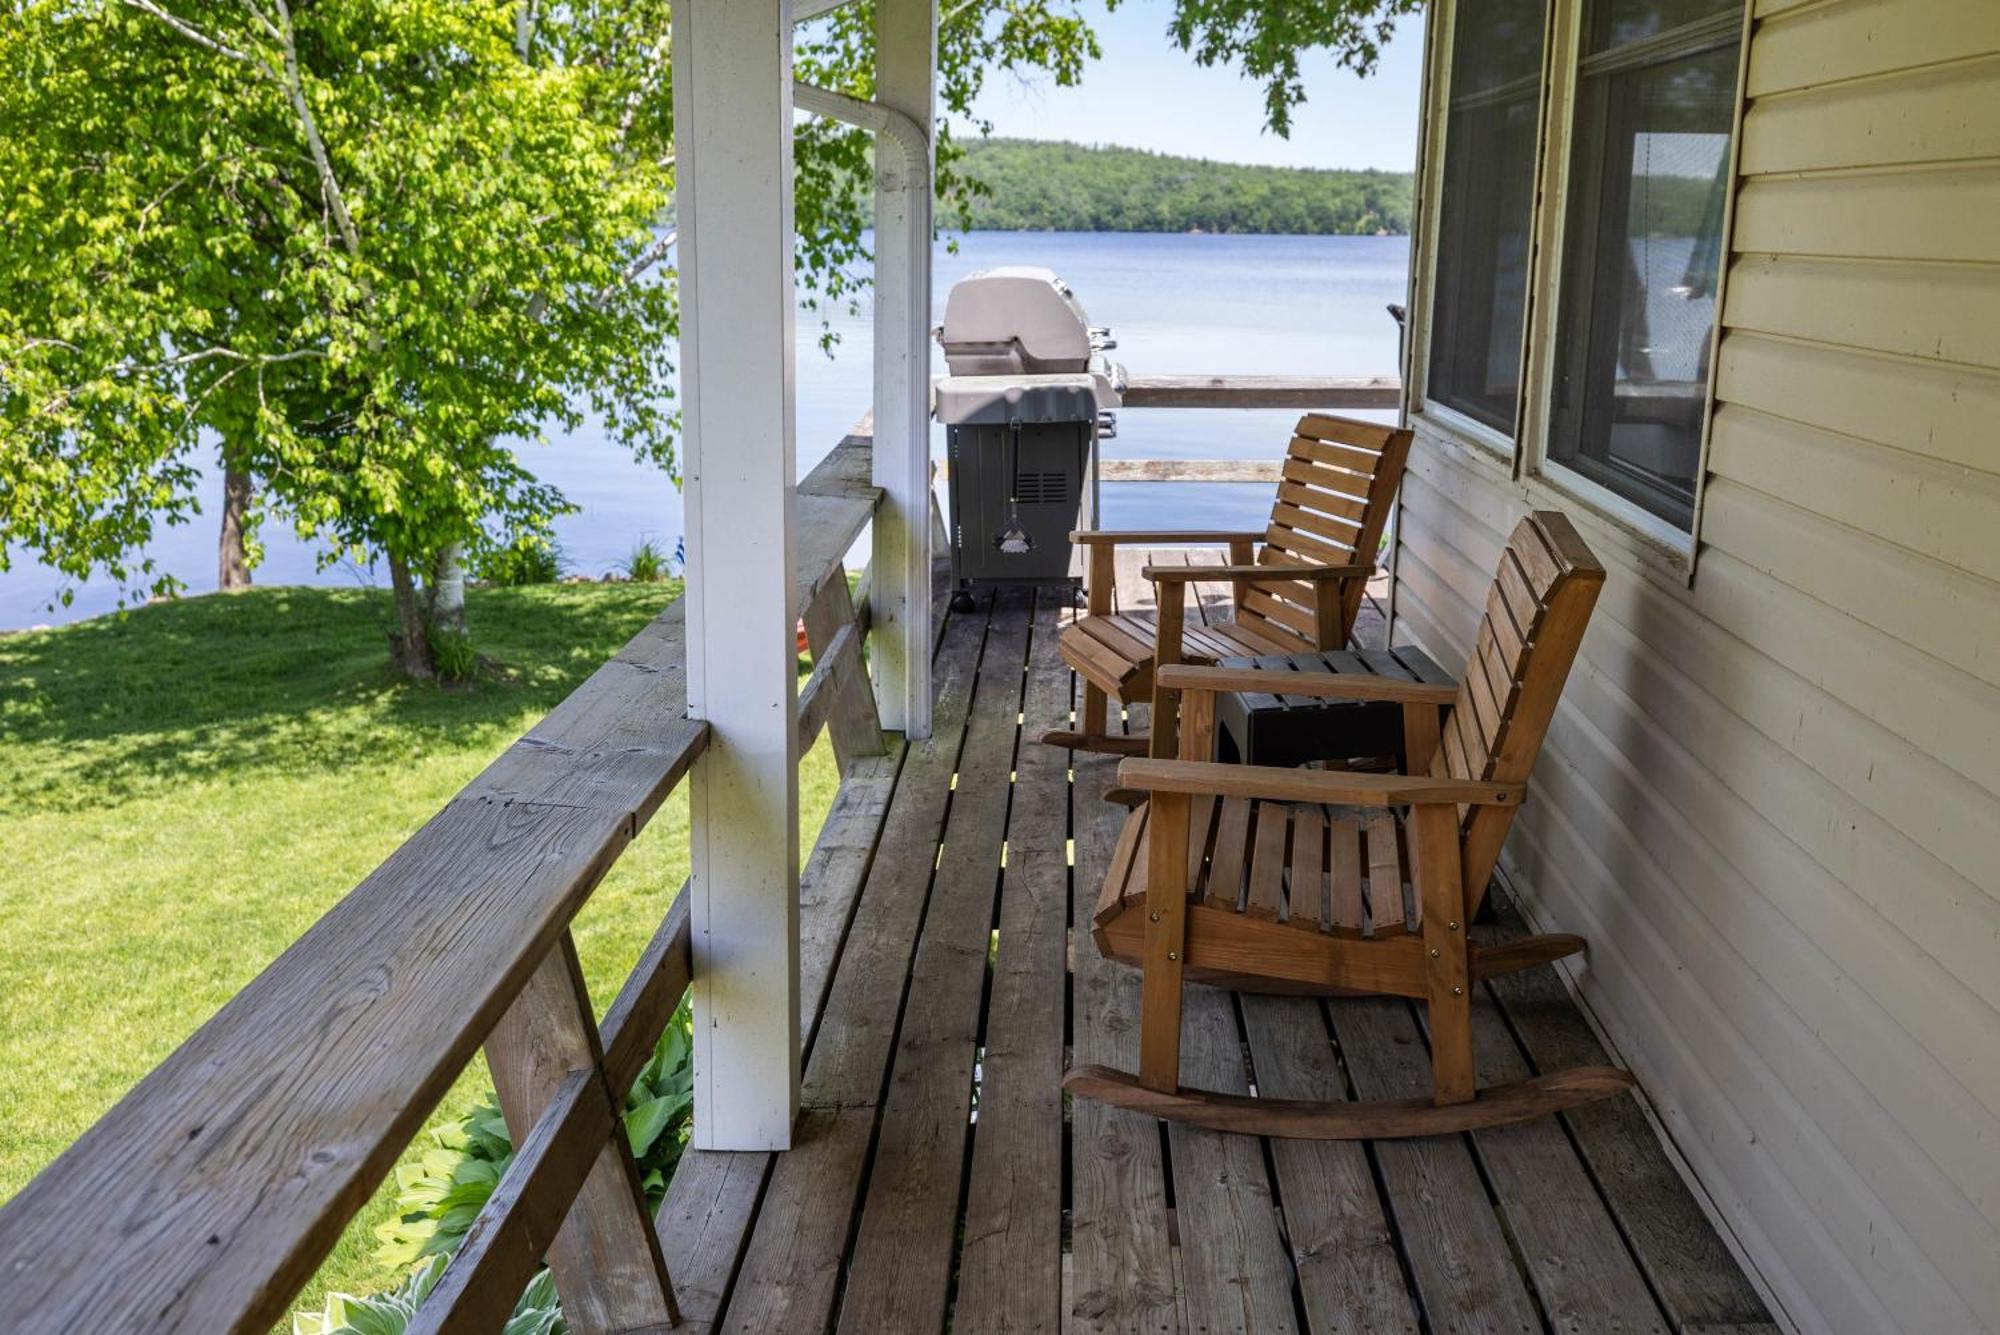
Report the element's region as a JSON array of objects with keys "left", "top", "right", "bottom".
[{"left": 1013, "top": 471, "right": 1069, "bottom": 505}]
